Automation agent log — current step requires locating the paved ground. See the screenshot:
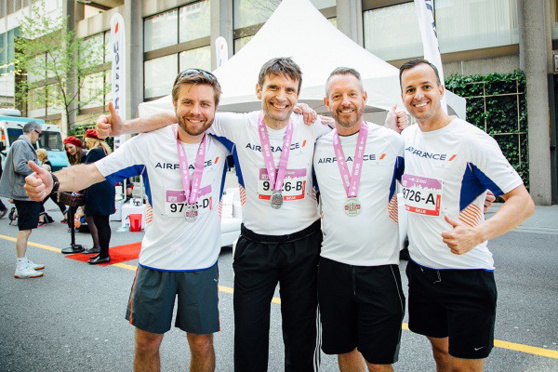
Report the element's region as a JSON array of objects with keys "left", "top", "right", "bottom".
[{"left": 0, "top": 200, "right": 557, "bottom": 371}]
